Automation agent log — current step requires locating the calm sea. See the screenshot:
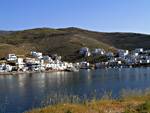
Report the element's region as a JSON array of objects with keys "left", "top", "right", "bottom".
[{"left": 0, "top": 68, "right": 150, "bottom": 113}]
